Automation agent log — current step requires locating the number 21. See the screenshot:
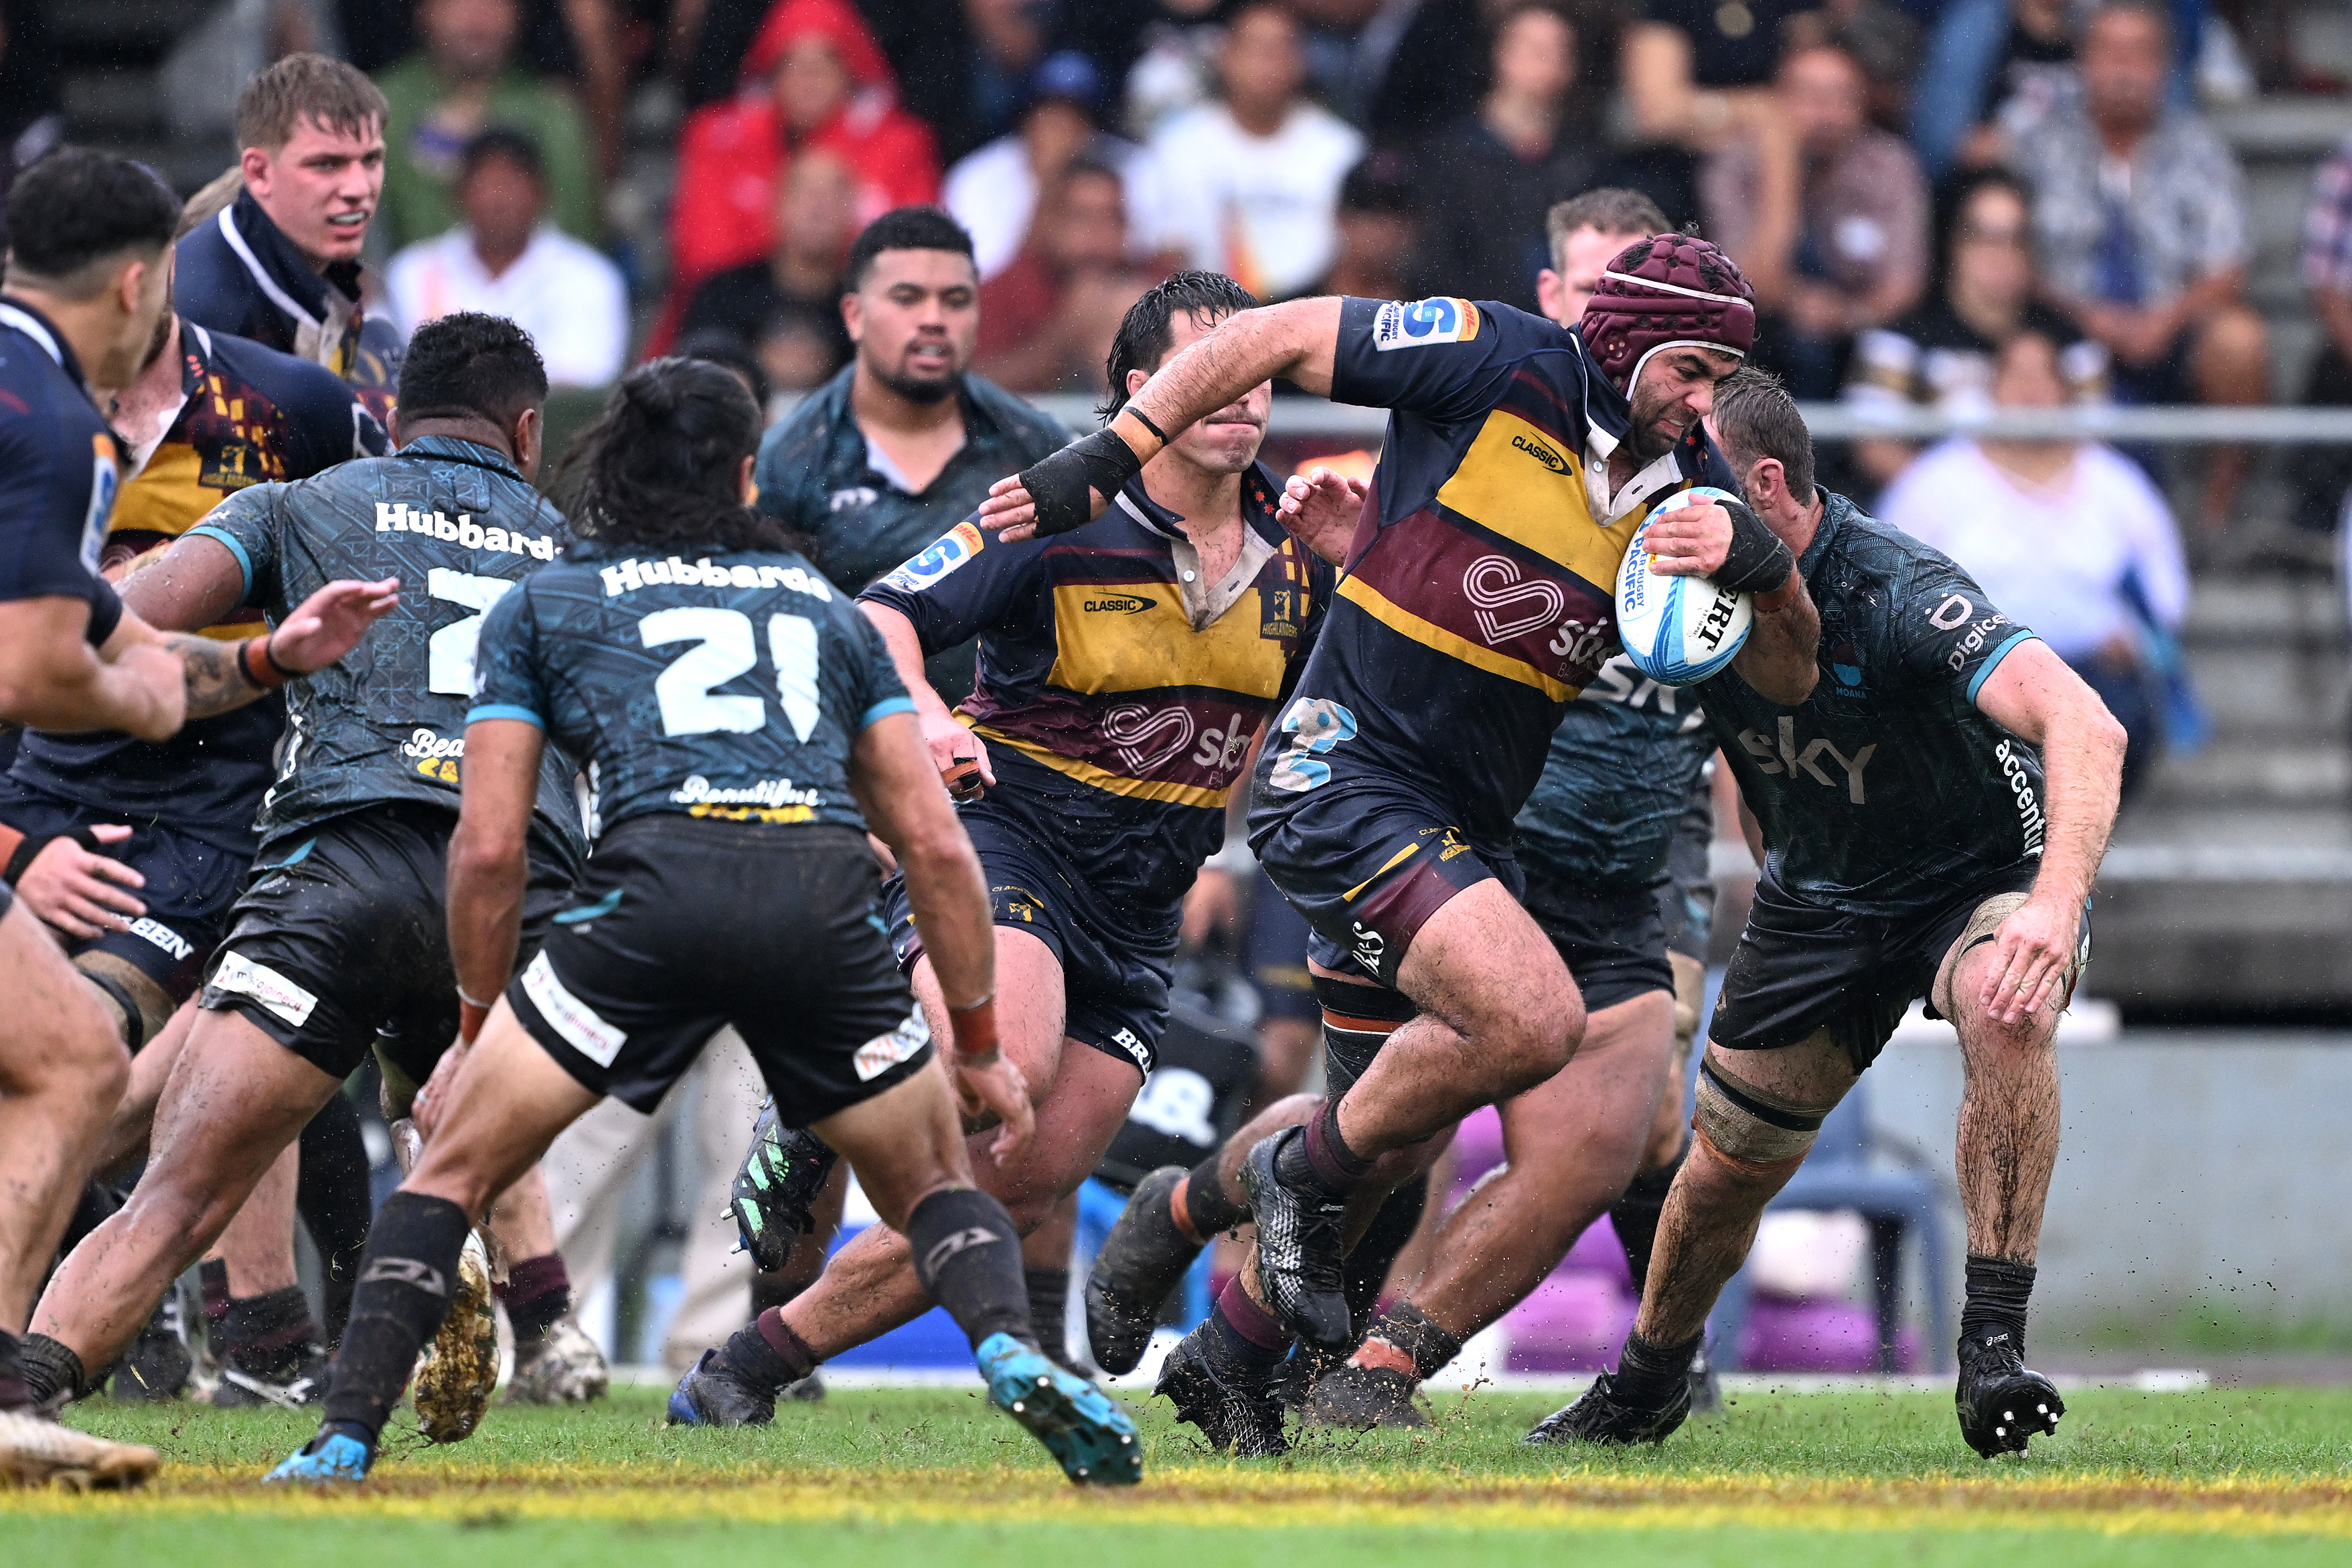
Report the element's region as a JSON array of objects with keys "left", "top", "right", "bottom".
[{"left": 641, "top": 607, "right": 822, "bottom": 739}]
